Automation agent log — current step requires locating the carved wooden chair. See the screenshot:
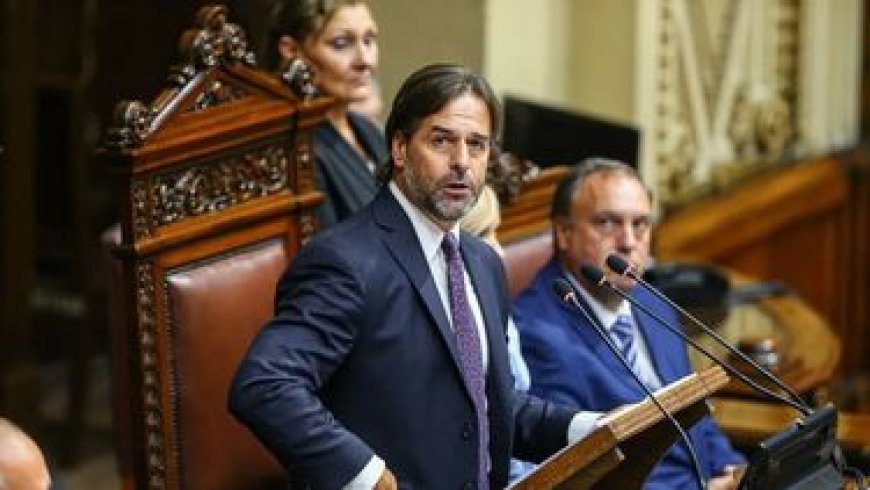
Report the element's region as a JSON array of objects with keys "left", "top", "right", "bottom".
[
  {"left": 101, "top": 6, "right": 330, "bottom": 489},
  {"left": 497, "top": 165, "right": 571, "bottom": 298}
]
